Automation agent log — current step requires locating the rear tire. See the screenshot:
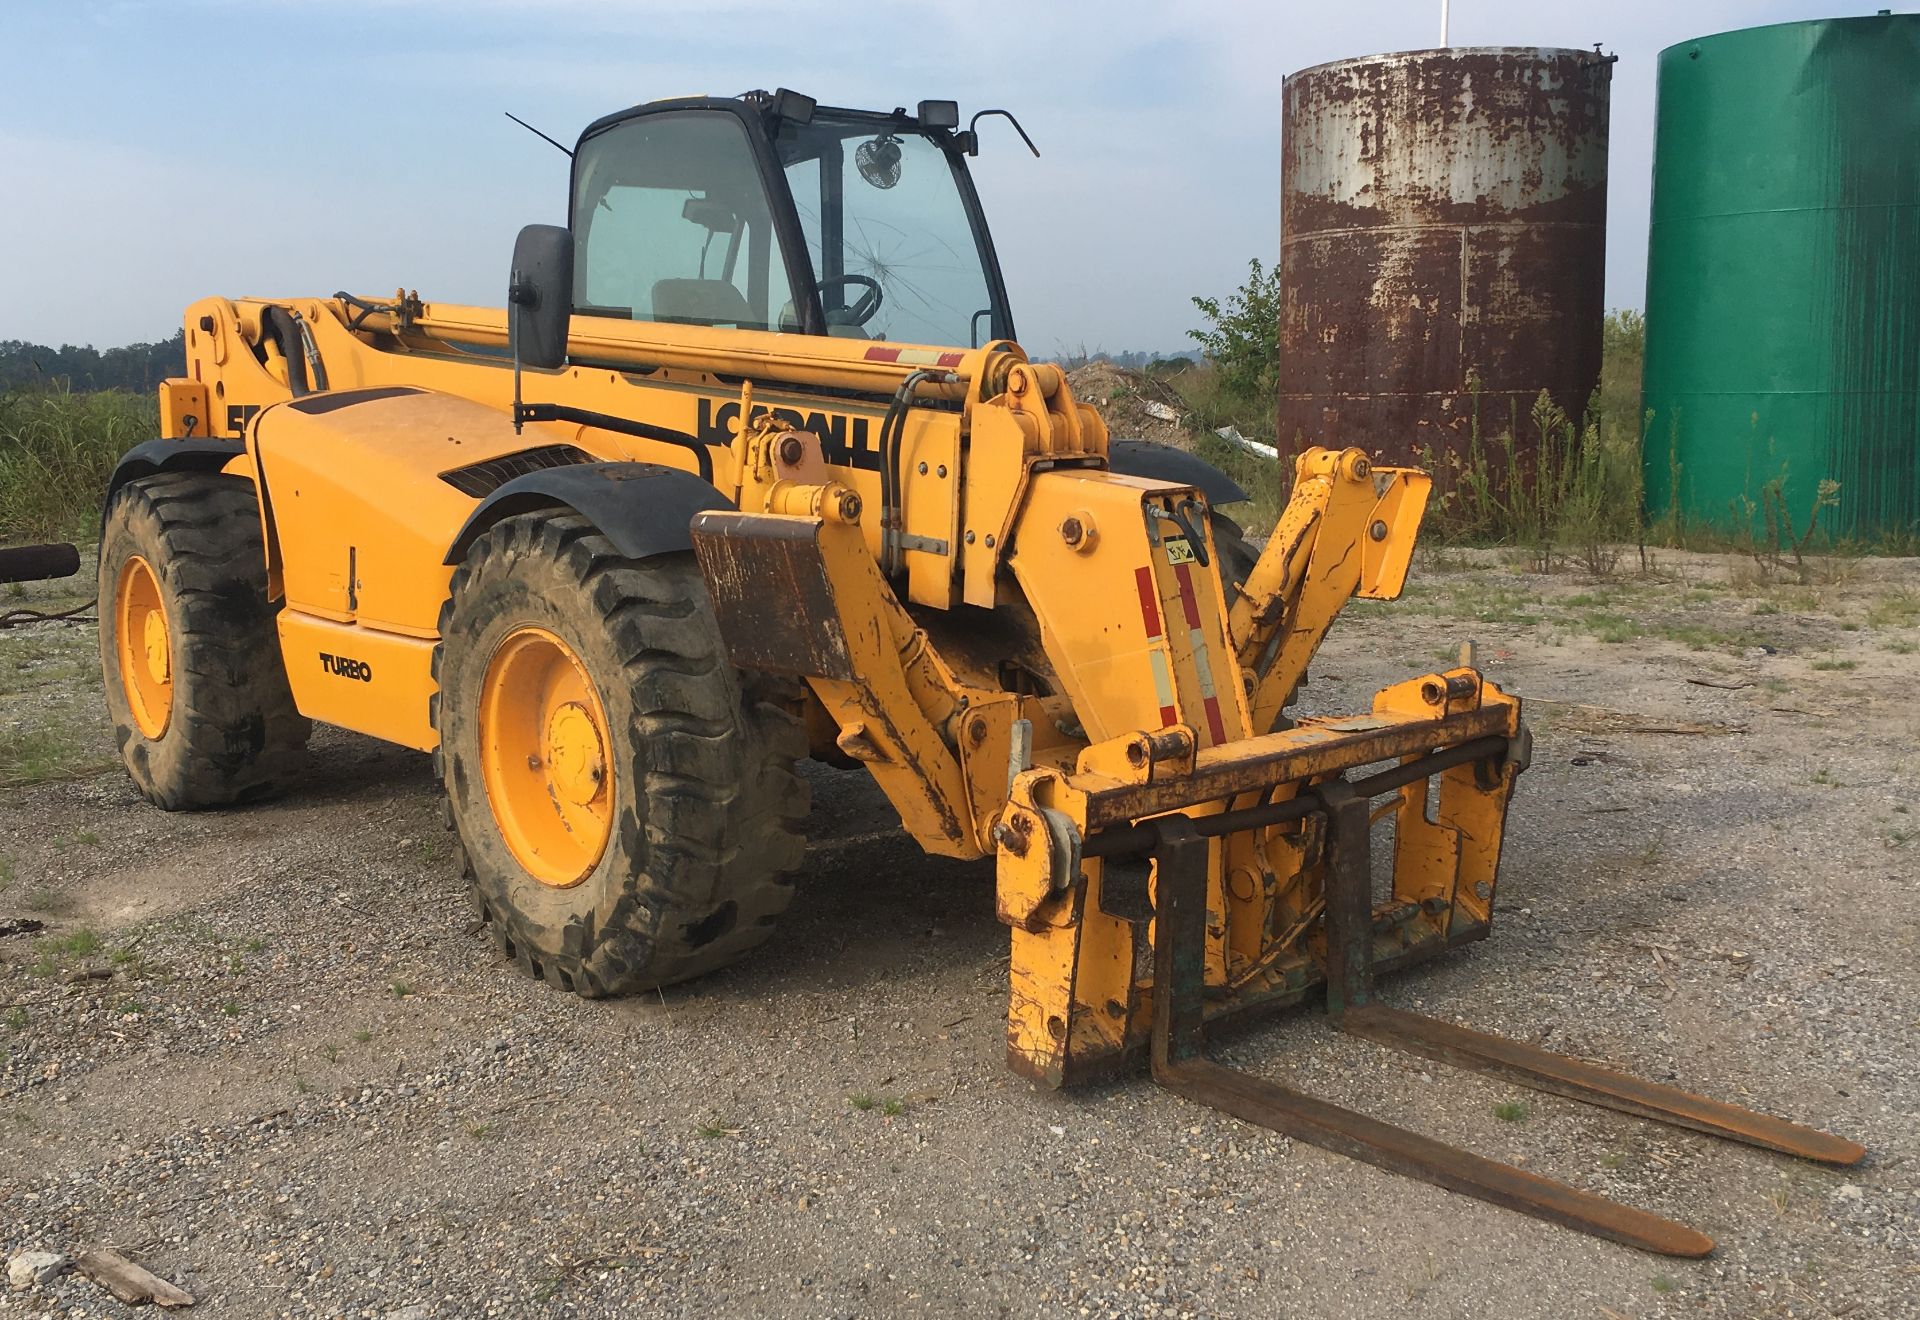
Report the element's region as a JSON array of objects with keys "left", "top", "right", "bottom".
[
  {"left": 1211, "top": 510, "right": 1259, "bottom": 604},
  {"left": 98, "top": 472, "right": 310, "bottom": 809},
  {"left": 434, "top": 513, "right": 808, "bottom": 997}
]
